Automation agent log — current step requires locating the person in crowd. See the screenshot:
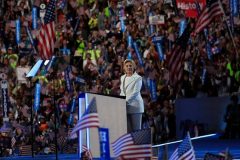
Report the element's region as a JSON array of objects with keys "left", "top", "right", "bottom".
[{"left": 120, "top": 59, "right": 144, "bottom": 132}]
